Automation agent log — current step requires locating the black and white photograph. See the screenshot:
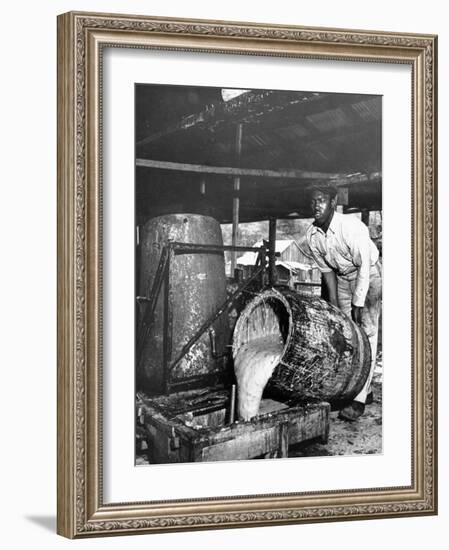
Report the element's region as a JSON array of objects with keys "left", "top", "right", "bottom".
[{"left": 134, "top": 84, "right": 383, "bottom": 465}]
